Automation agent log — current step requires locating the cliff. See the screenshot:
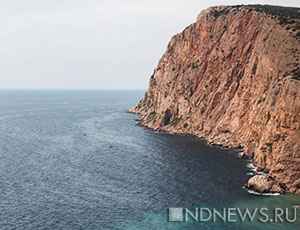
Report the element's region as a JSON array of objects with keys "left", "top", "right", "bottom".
[{"left": 129, "top": 5, "right": 300, "bottom": 194}]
